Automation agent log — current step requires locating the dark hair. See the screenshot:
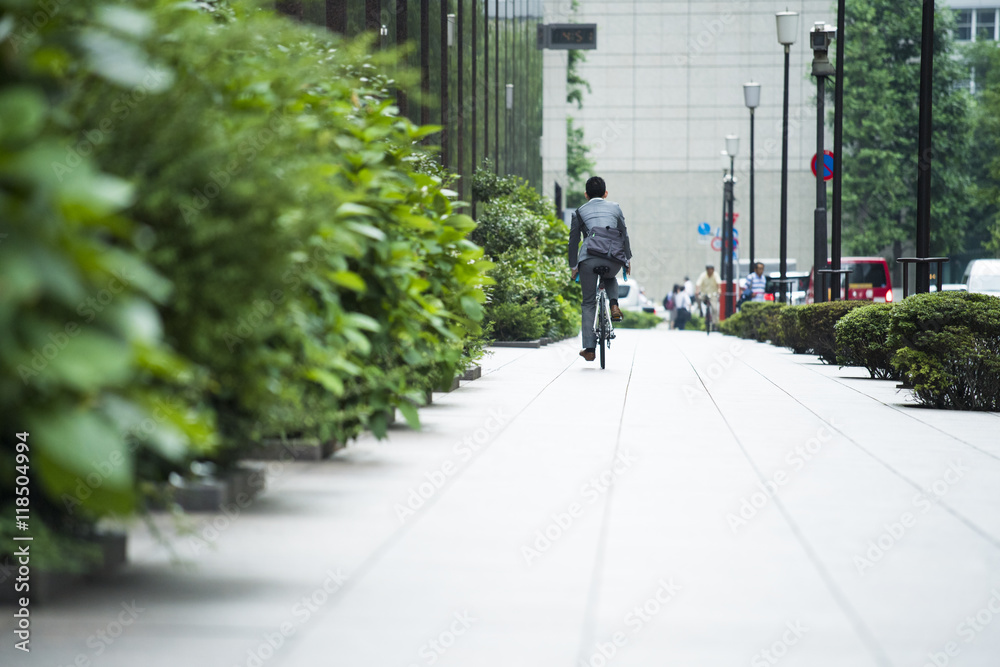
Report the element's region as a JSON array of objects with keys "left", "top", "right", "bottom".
[{"left": 585, "top": 176, "right": 606, "bottom": 199}]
